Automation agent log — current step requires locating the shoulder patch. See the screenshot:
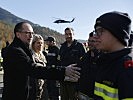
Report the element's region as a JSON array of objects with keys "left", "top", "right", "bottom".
[{"left": 124, "top": 60, "right": 133, "bottom": 68}]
